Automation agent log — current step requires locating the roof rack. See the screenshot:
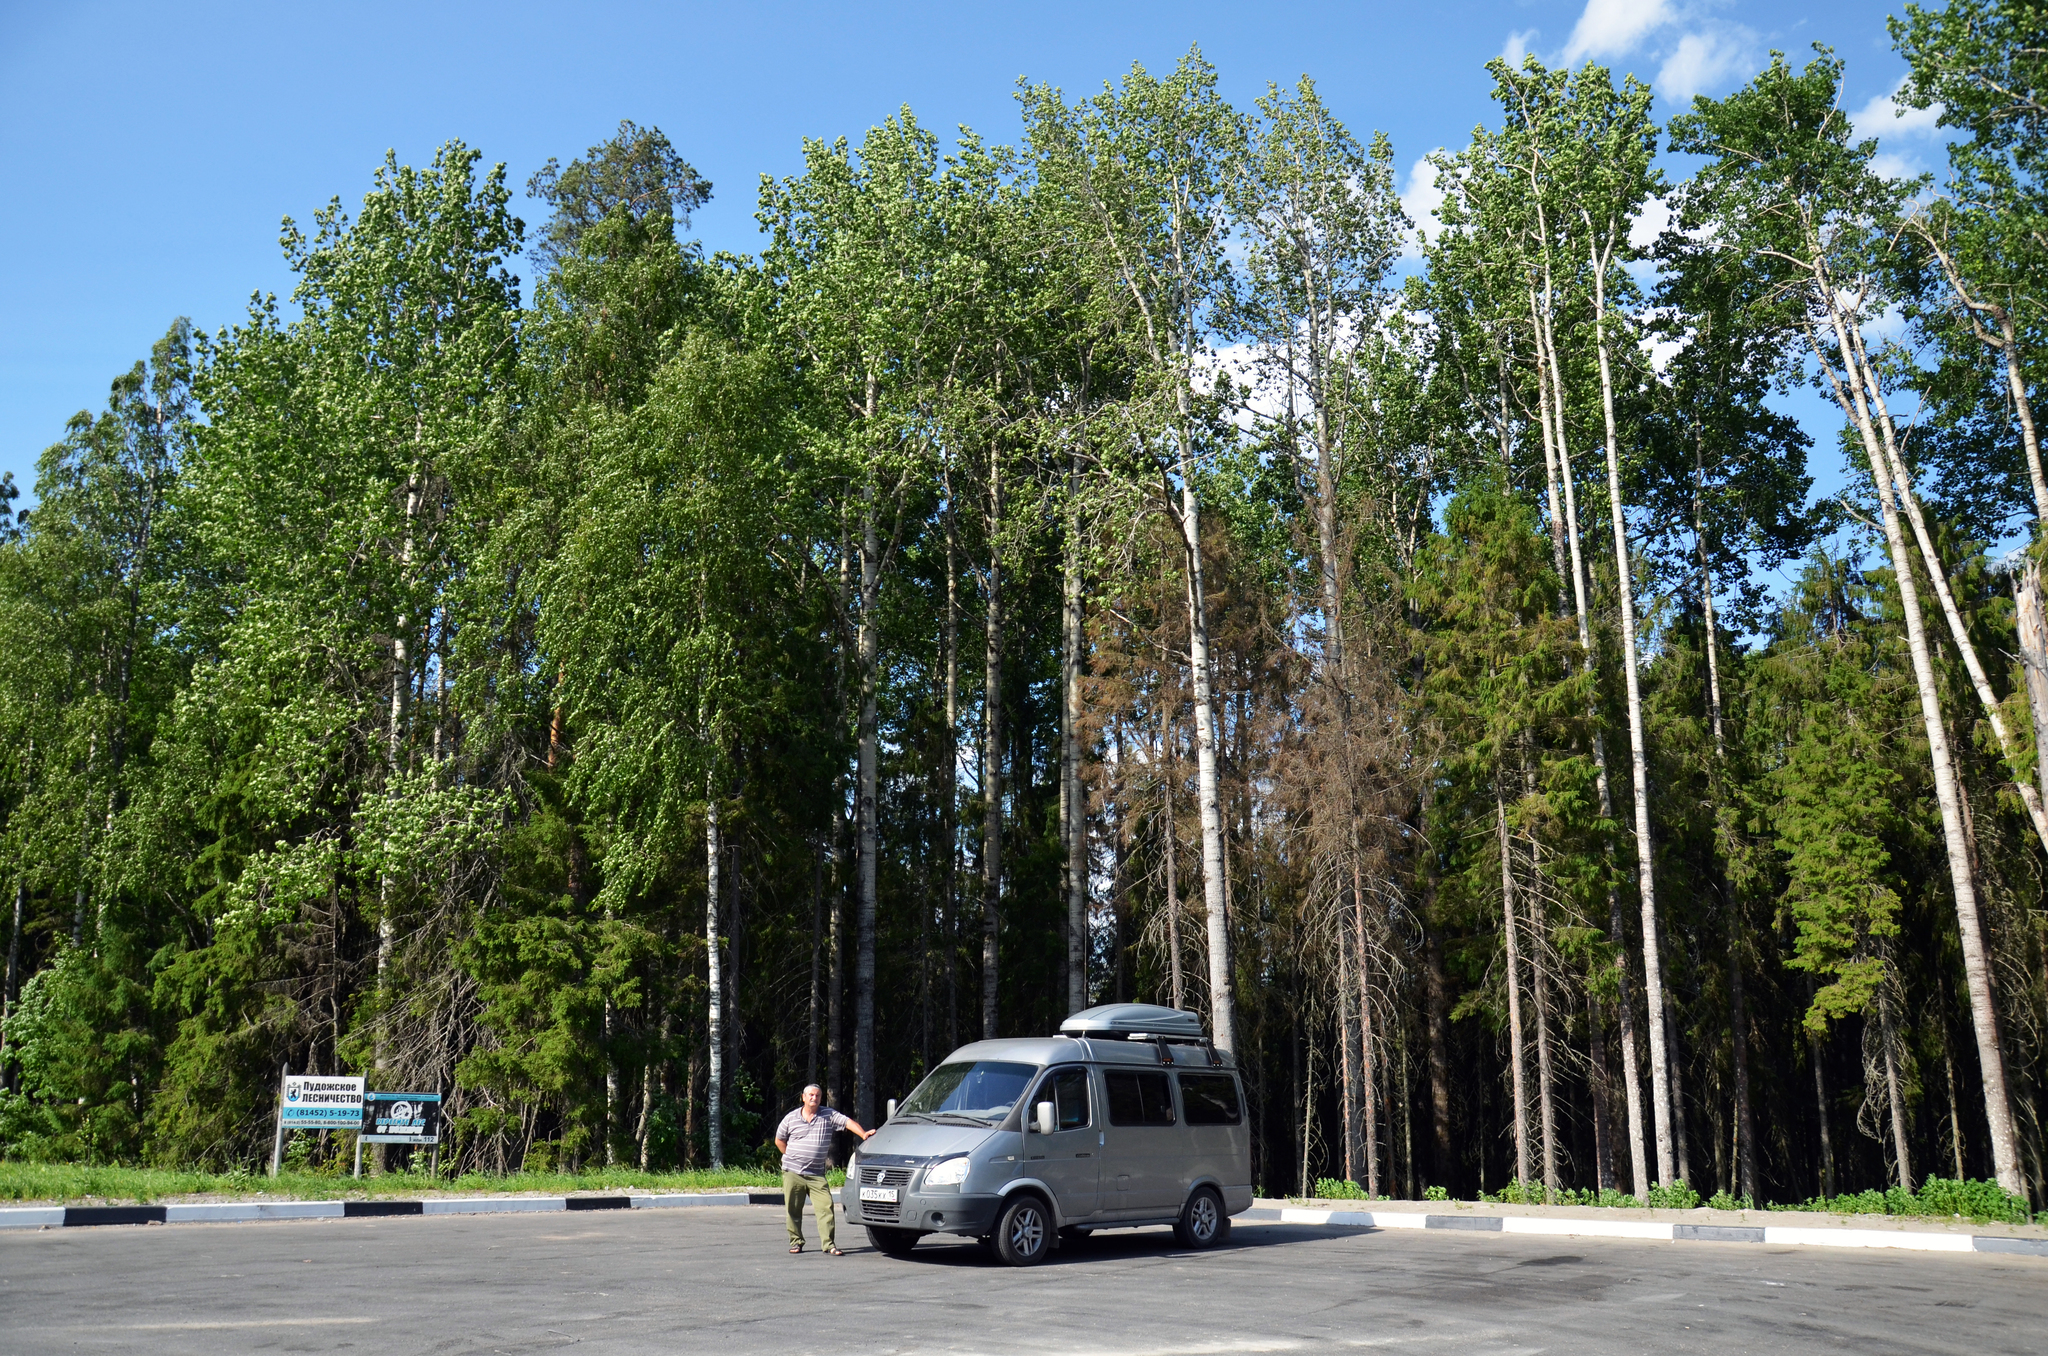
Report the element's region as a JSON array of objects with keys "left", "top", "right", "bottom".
[{"left": 1058, "top": 1003, "right": 1206, "bottom": 1042}]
